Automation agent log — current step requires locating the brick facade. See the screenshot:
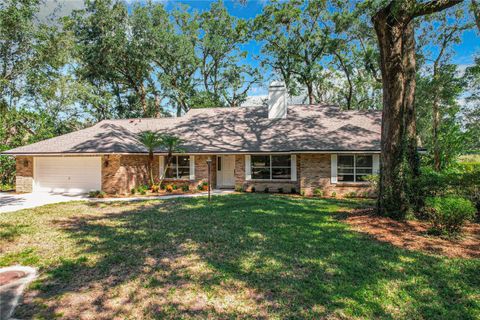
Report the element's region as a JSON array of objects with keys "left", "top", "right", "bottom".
[
  {"left": 102, "top": 154, "right": 217, "bottom": 195},
  {"left": 101, "top": 154, "right": 159, "bottom": 194},
  {"left": 298, "top": 154, "right": 372, "bottom": 196},
  {"left": 234, "top": 153, "right": 372, "bottom": 196},
  {"left": 15, "top": 156, "right": 34, "bottom": 193},
  {"left": 15, "top": 153, "right": 372, "bottom": 196}
]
